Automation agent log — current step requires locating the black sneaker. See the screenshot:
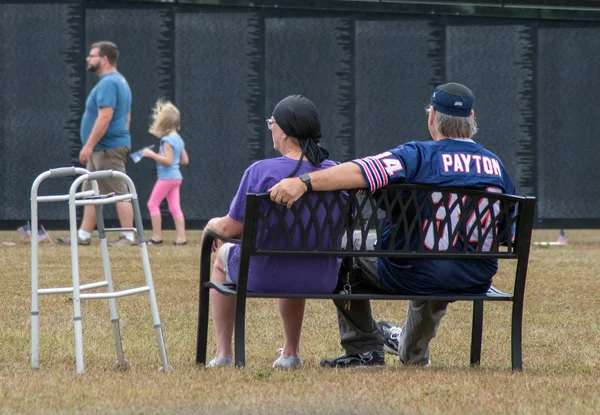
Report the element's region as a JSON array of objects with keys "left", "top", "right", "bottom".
[
  {"left": 320, "top": 350, "right": 384, "bottom": 368},
  {"left": 378, "top": 321, "right": 402, "bottom": 356}
]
